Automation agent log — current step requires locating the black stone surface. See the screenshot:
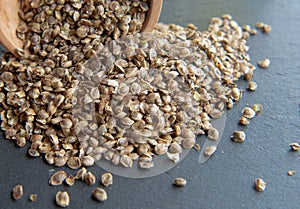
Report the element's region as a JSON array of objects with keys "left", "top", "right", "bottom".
[{"left": 1, "top": 0, "right": 300, "bottom": 208}]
